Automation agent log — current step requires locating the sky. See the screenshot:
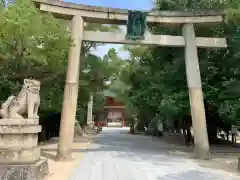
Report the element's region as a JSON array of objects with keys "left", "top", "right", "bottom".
[{"left": 64, "top": 0, "right": 155, "bottom": 58}]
